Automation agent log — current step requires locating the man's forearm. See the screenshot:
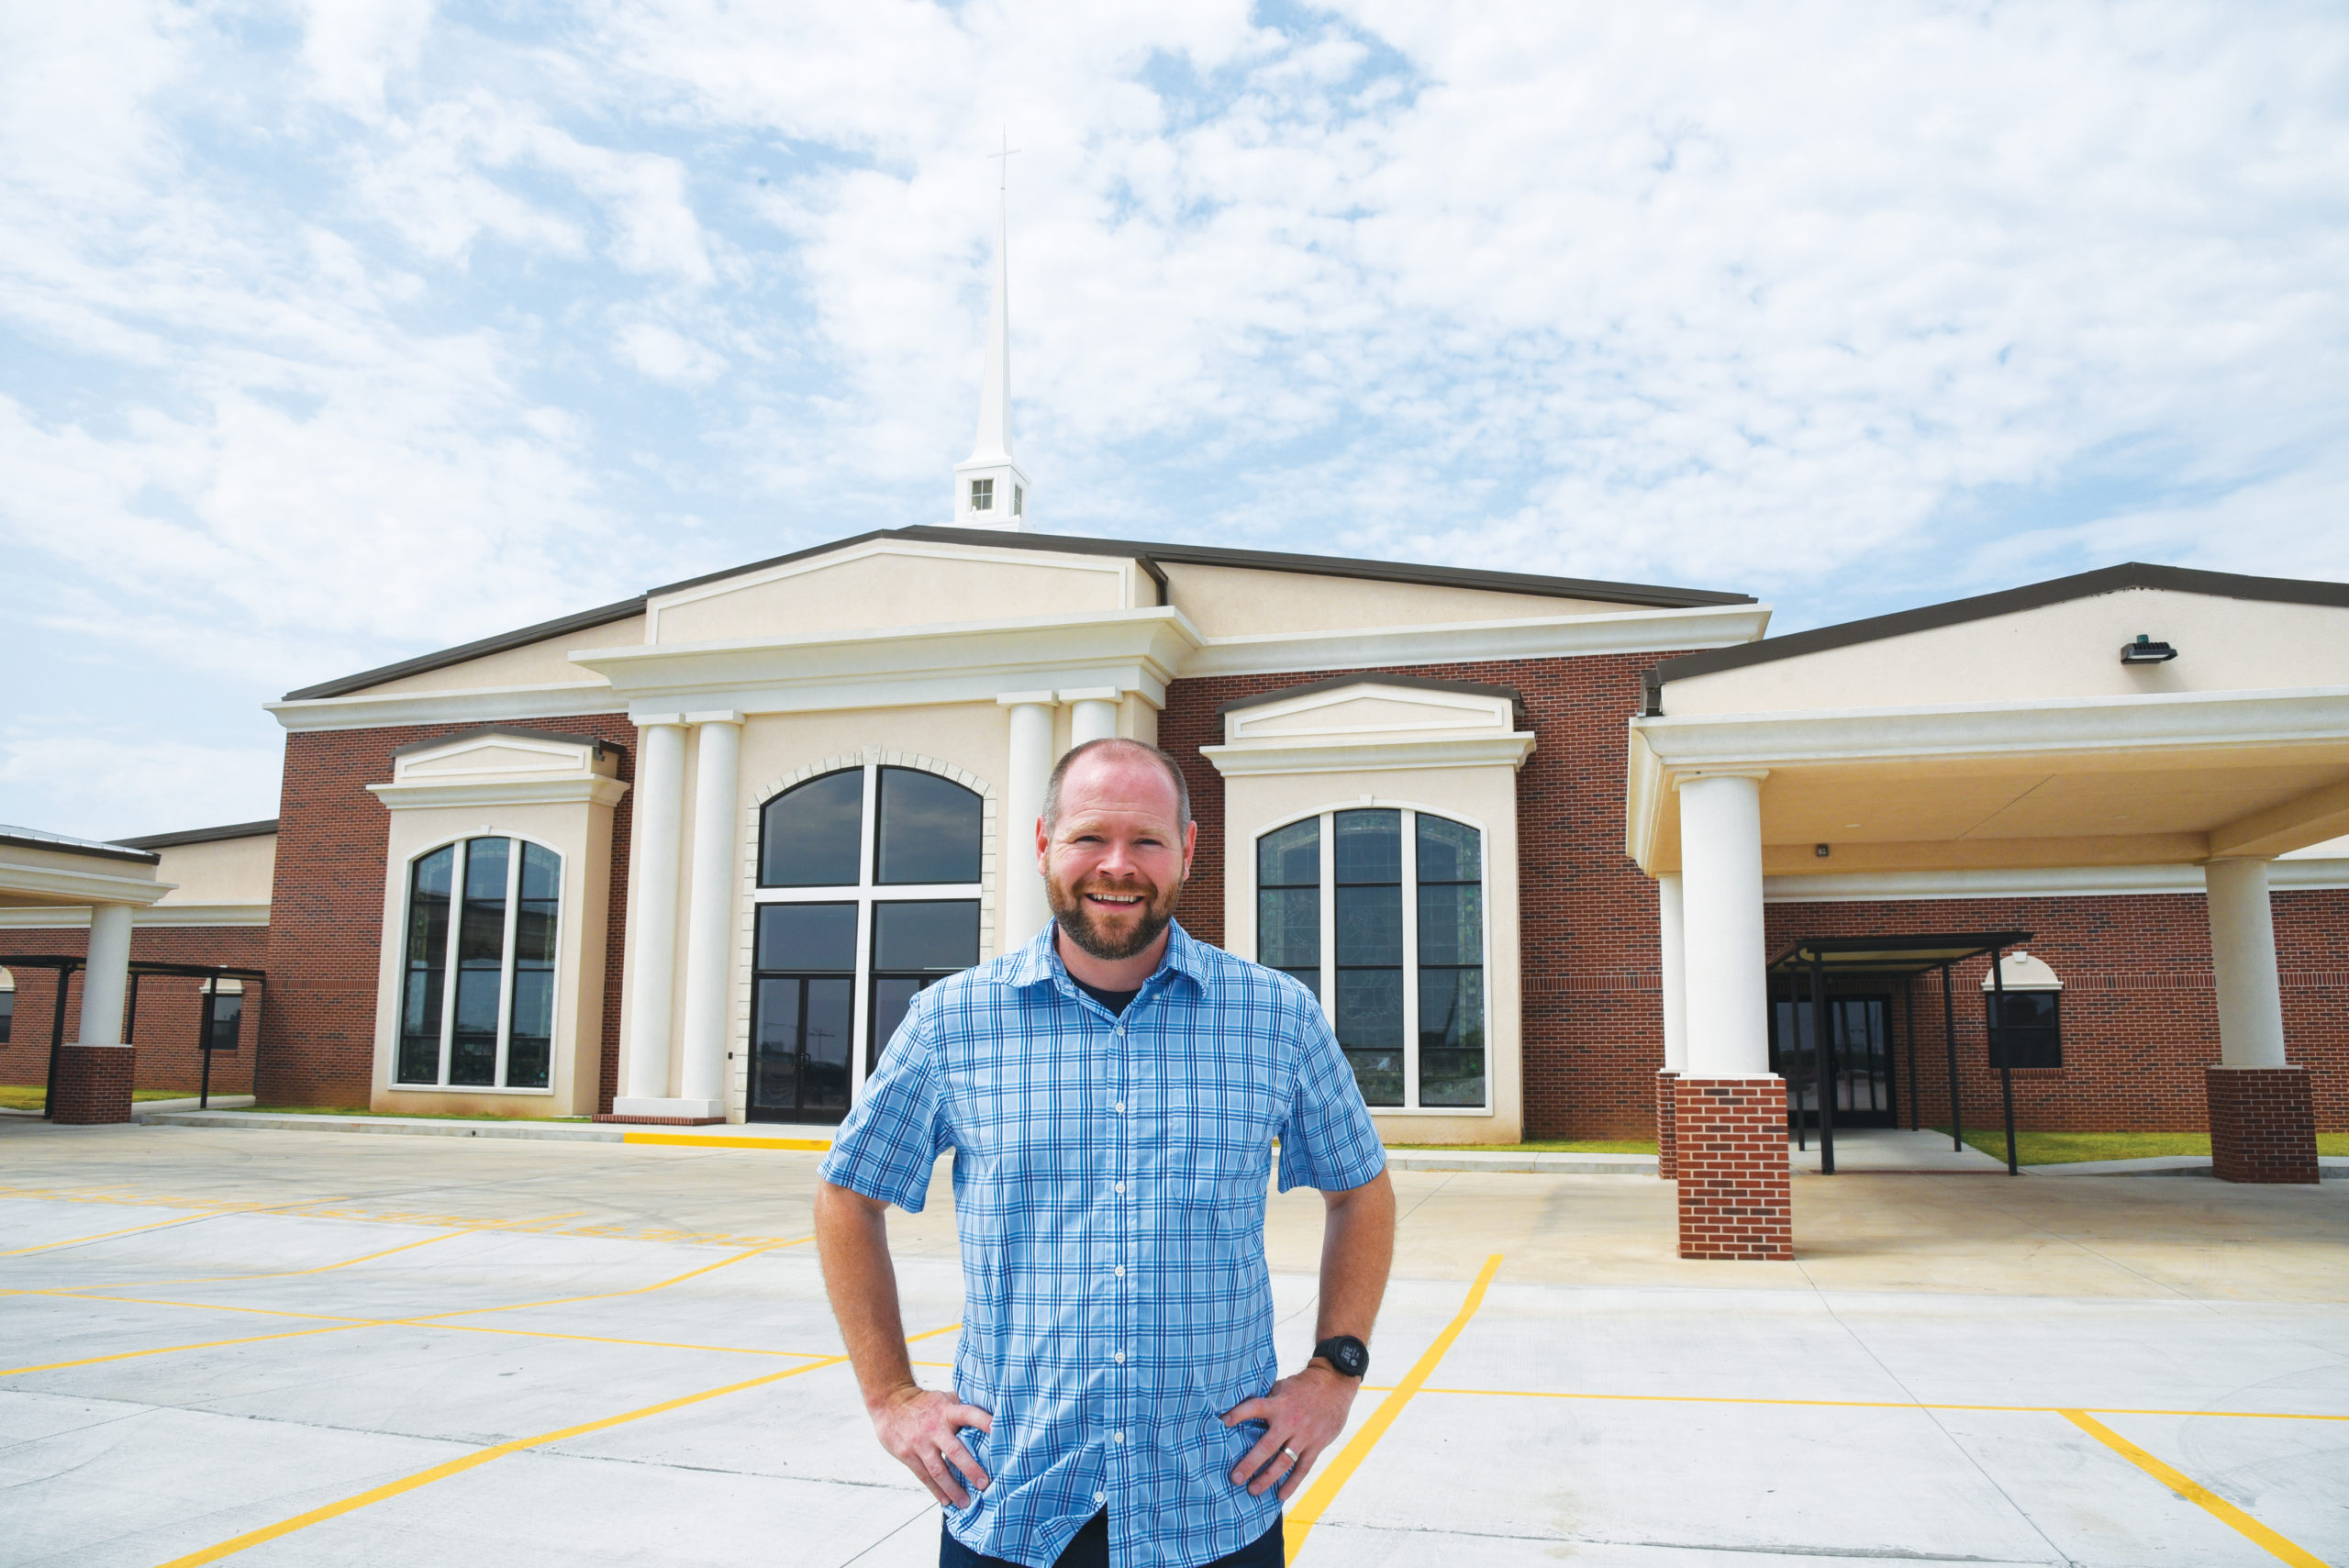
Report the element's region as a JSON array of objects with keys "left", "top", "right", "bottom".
[
  {"left": 1315, "top": 1171, "right": 1396, "bottom": 1344},
  {"left": 813, "top": 1180, "right": 918, "bottom": 1408}
]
